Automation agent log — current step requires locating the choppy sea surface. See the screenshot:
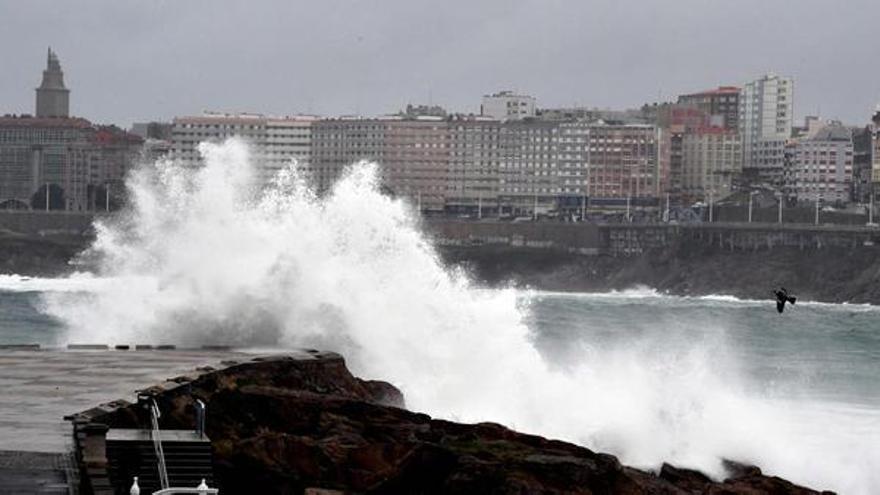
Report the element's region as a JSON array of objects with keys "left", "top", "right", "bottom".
[{"left": 1, "top": 276, "right": 877, "bottom": 494}]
